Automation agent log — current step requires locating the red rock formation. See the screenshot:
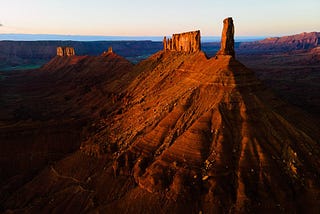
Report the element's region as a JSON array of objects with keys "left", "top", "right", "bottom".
[
  {"left": 56, "top": 46, "right": 75, "bottom": 56},
  {"left": 217, "top": 17, "right": 235, "bottom": 57},
  {"left": 101, "top": 47, "right": 114, "bottom": 56},
  {"left": 163, "top": 30, "right": 201, "bottom": 53},
  {"left": 2, "top": 18, "right": 320, "bottom": 213},
  {"left": 239, "top": 32, "right": 320, "bottom": 52}
]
